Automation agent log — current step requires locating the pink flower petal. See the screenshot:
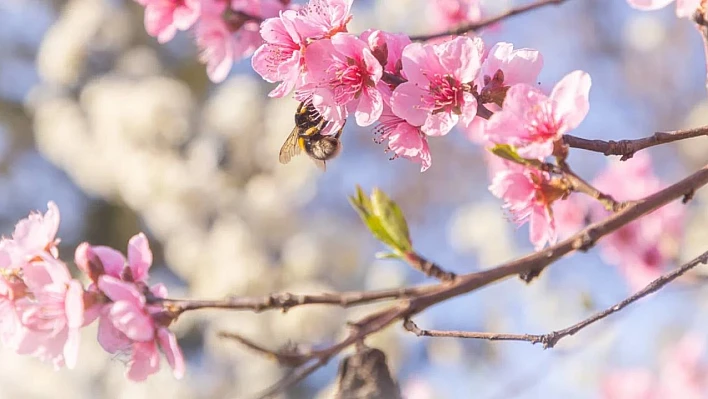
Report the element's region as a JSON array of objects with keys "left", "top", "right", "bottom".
[
  {"left": 128, "top": 233, "right": 153, "bottom": 283},
  {"left": 157, "top": 328, "right": 185, "bottom": 379},
  {"left": 97, "top": 314, "right": 130, "bottom": 354},
  {"left": 109, "top": 301, "right": 155, "bottom": 342},
  {"left": 550, "top": 70, "right": 591, "bottom": 132},
  {"left": 127, "top": 341, "right": 160, "bottom": 381}
]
